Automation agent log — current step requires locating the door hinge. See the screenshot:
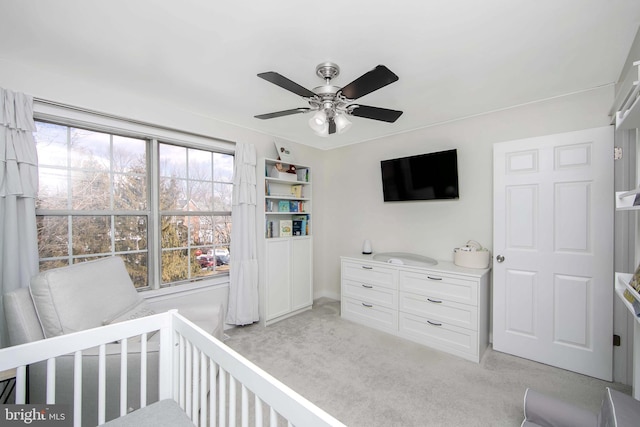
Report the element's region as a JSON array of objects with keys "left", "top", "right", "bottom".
[
  {"left": 613, "top": 334, "right": 621, "bottom": 346},
  {"left": 614, "top": 147, "right": 623, "bottom": 160}
]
